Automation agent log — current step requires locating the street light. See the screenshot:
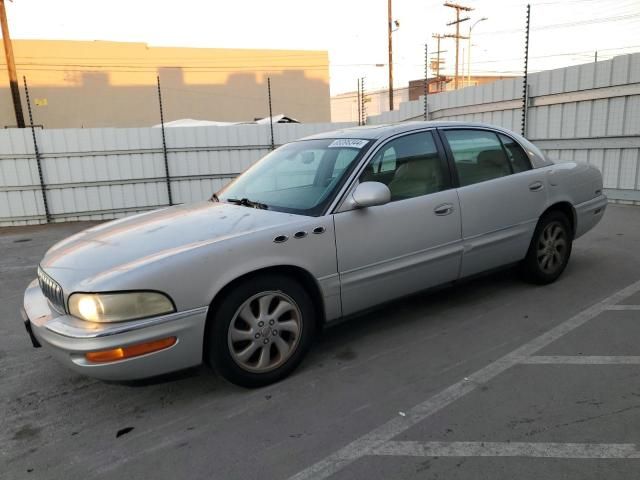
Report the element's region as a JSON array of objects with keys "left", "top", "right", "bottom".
[{"left": 467, "top": 17, "right": 488, "bottom": 87}]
